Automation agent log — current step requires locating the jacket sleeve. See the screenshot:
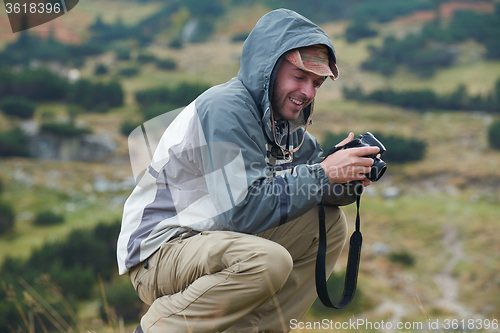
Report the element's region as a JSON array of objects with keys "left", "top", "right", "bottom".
[{"left": 197, "top": 98, "right": 331, "bottom": 234}]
